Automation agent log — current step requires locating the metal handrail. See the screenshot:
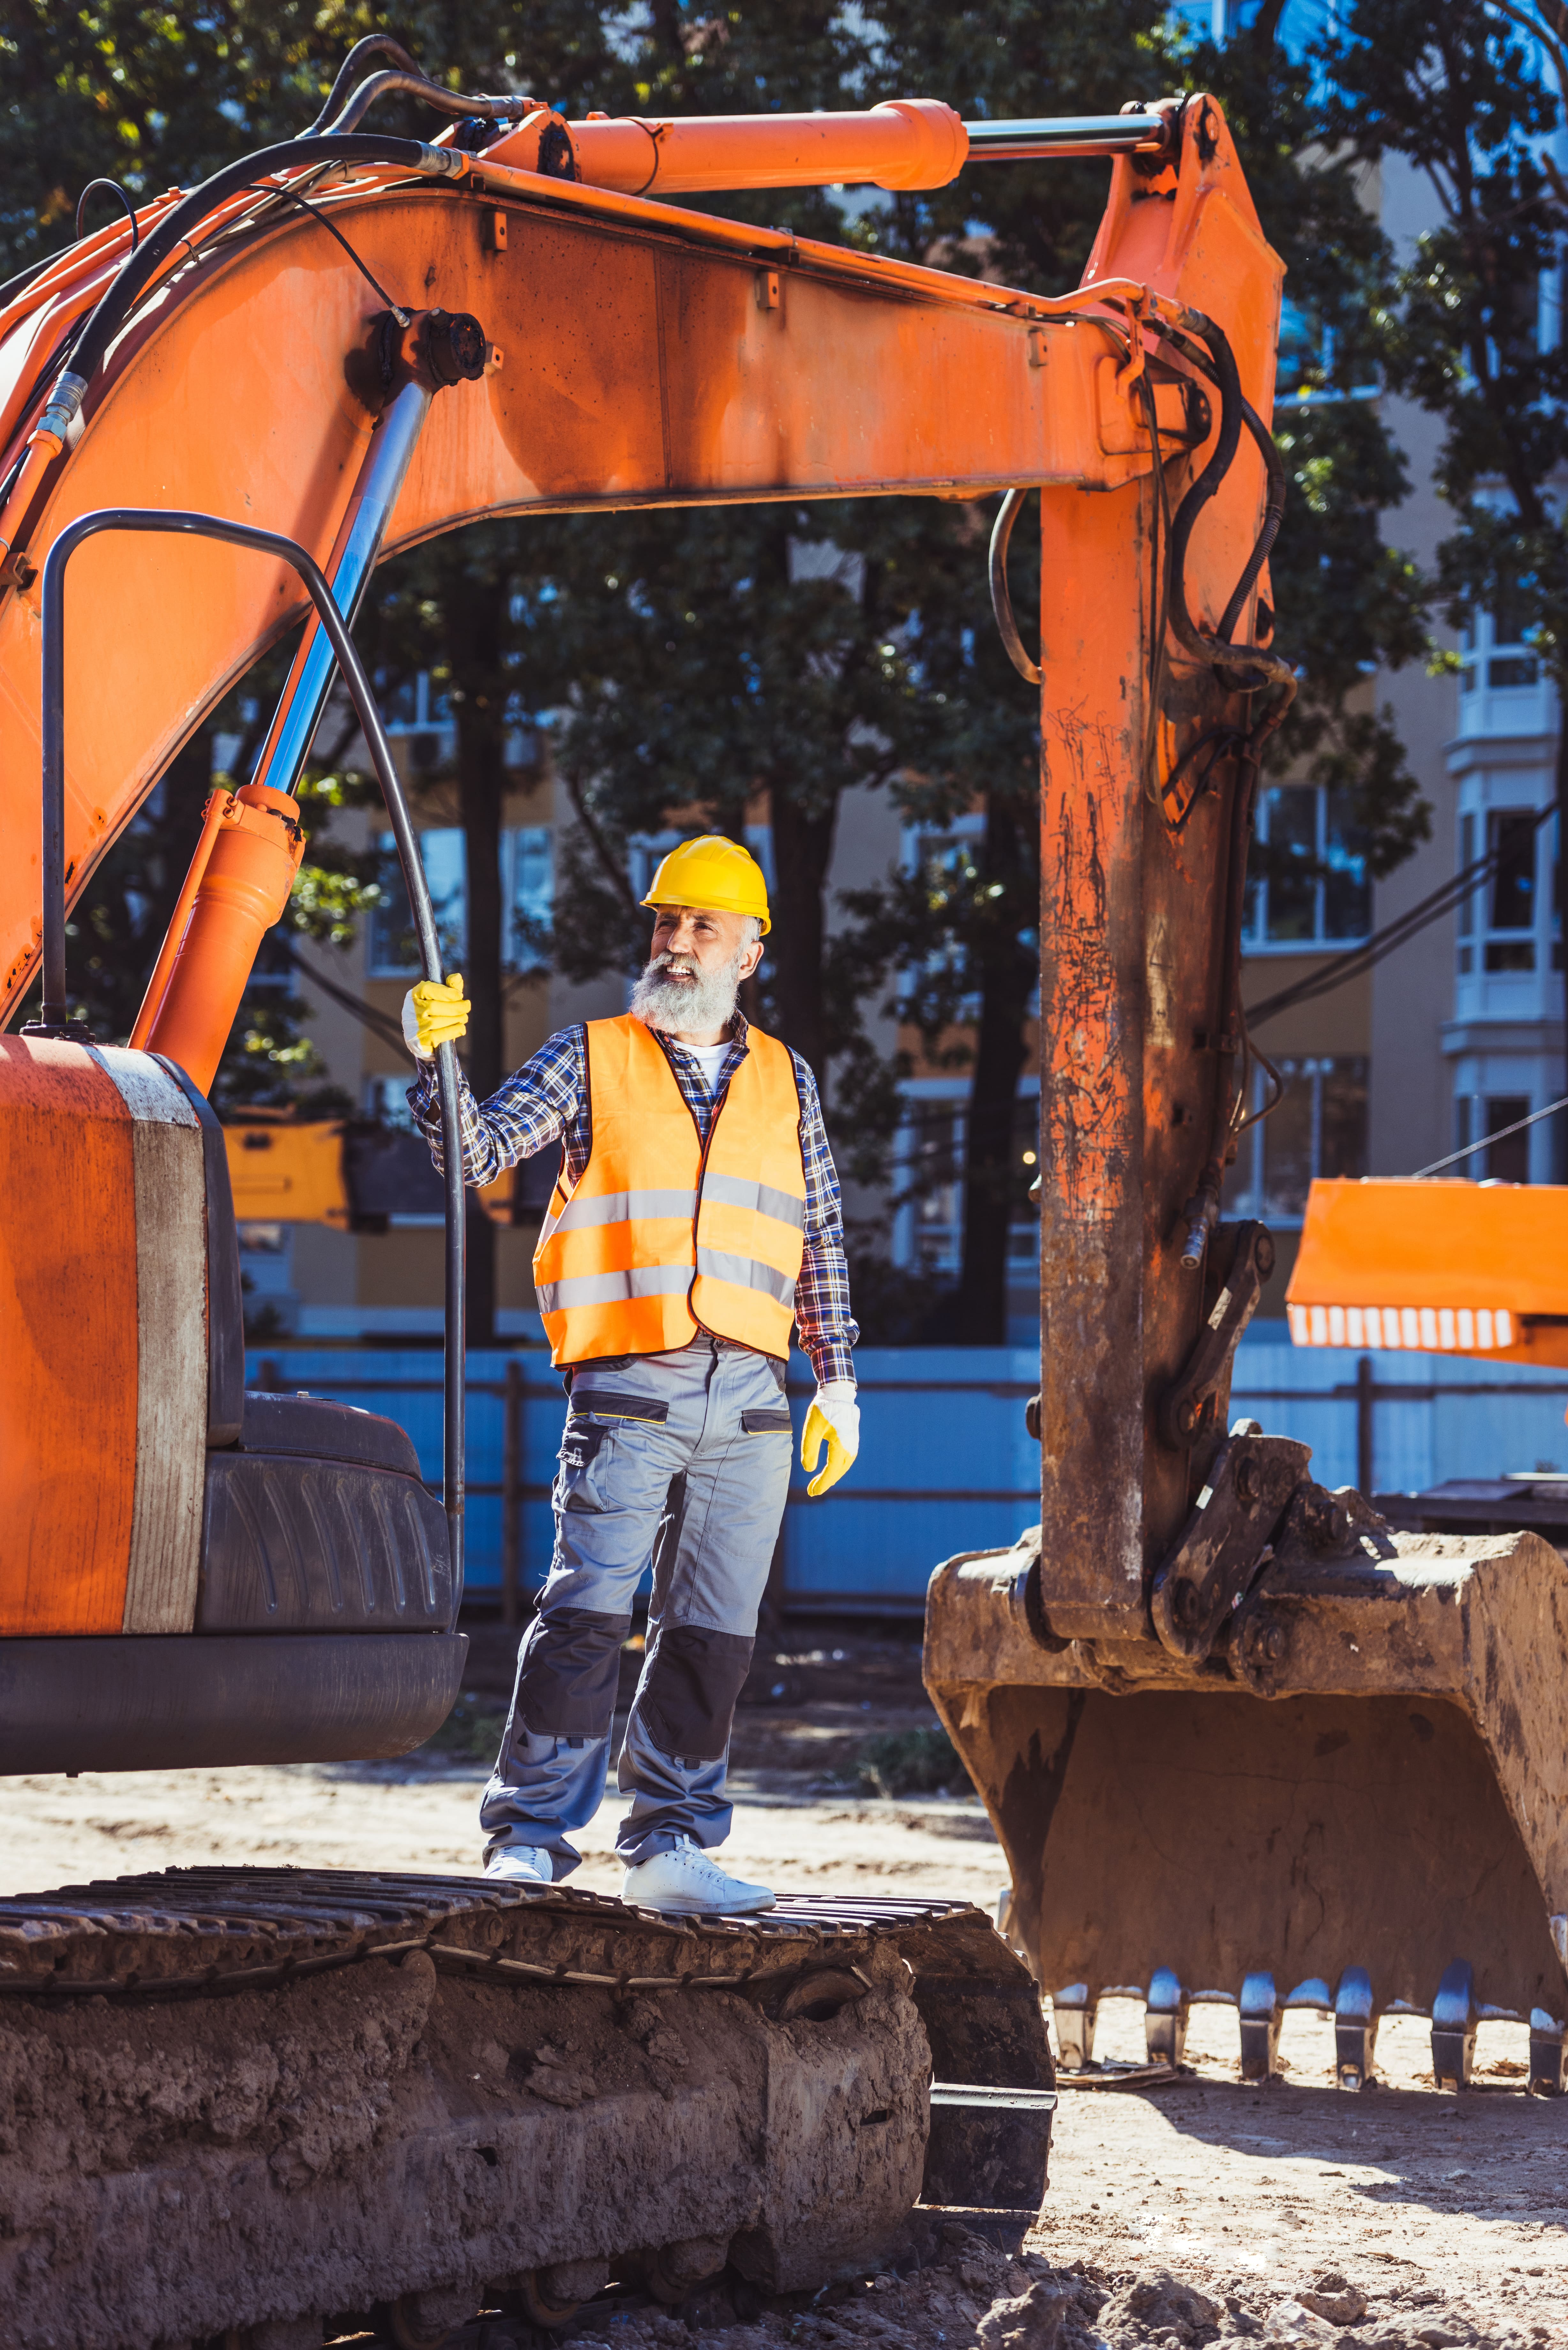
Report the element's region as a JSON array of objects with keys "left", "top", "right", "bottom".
[{"left": 31, "top": 507, "right": 466, "bottom": 1601}]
